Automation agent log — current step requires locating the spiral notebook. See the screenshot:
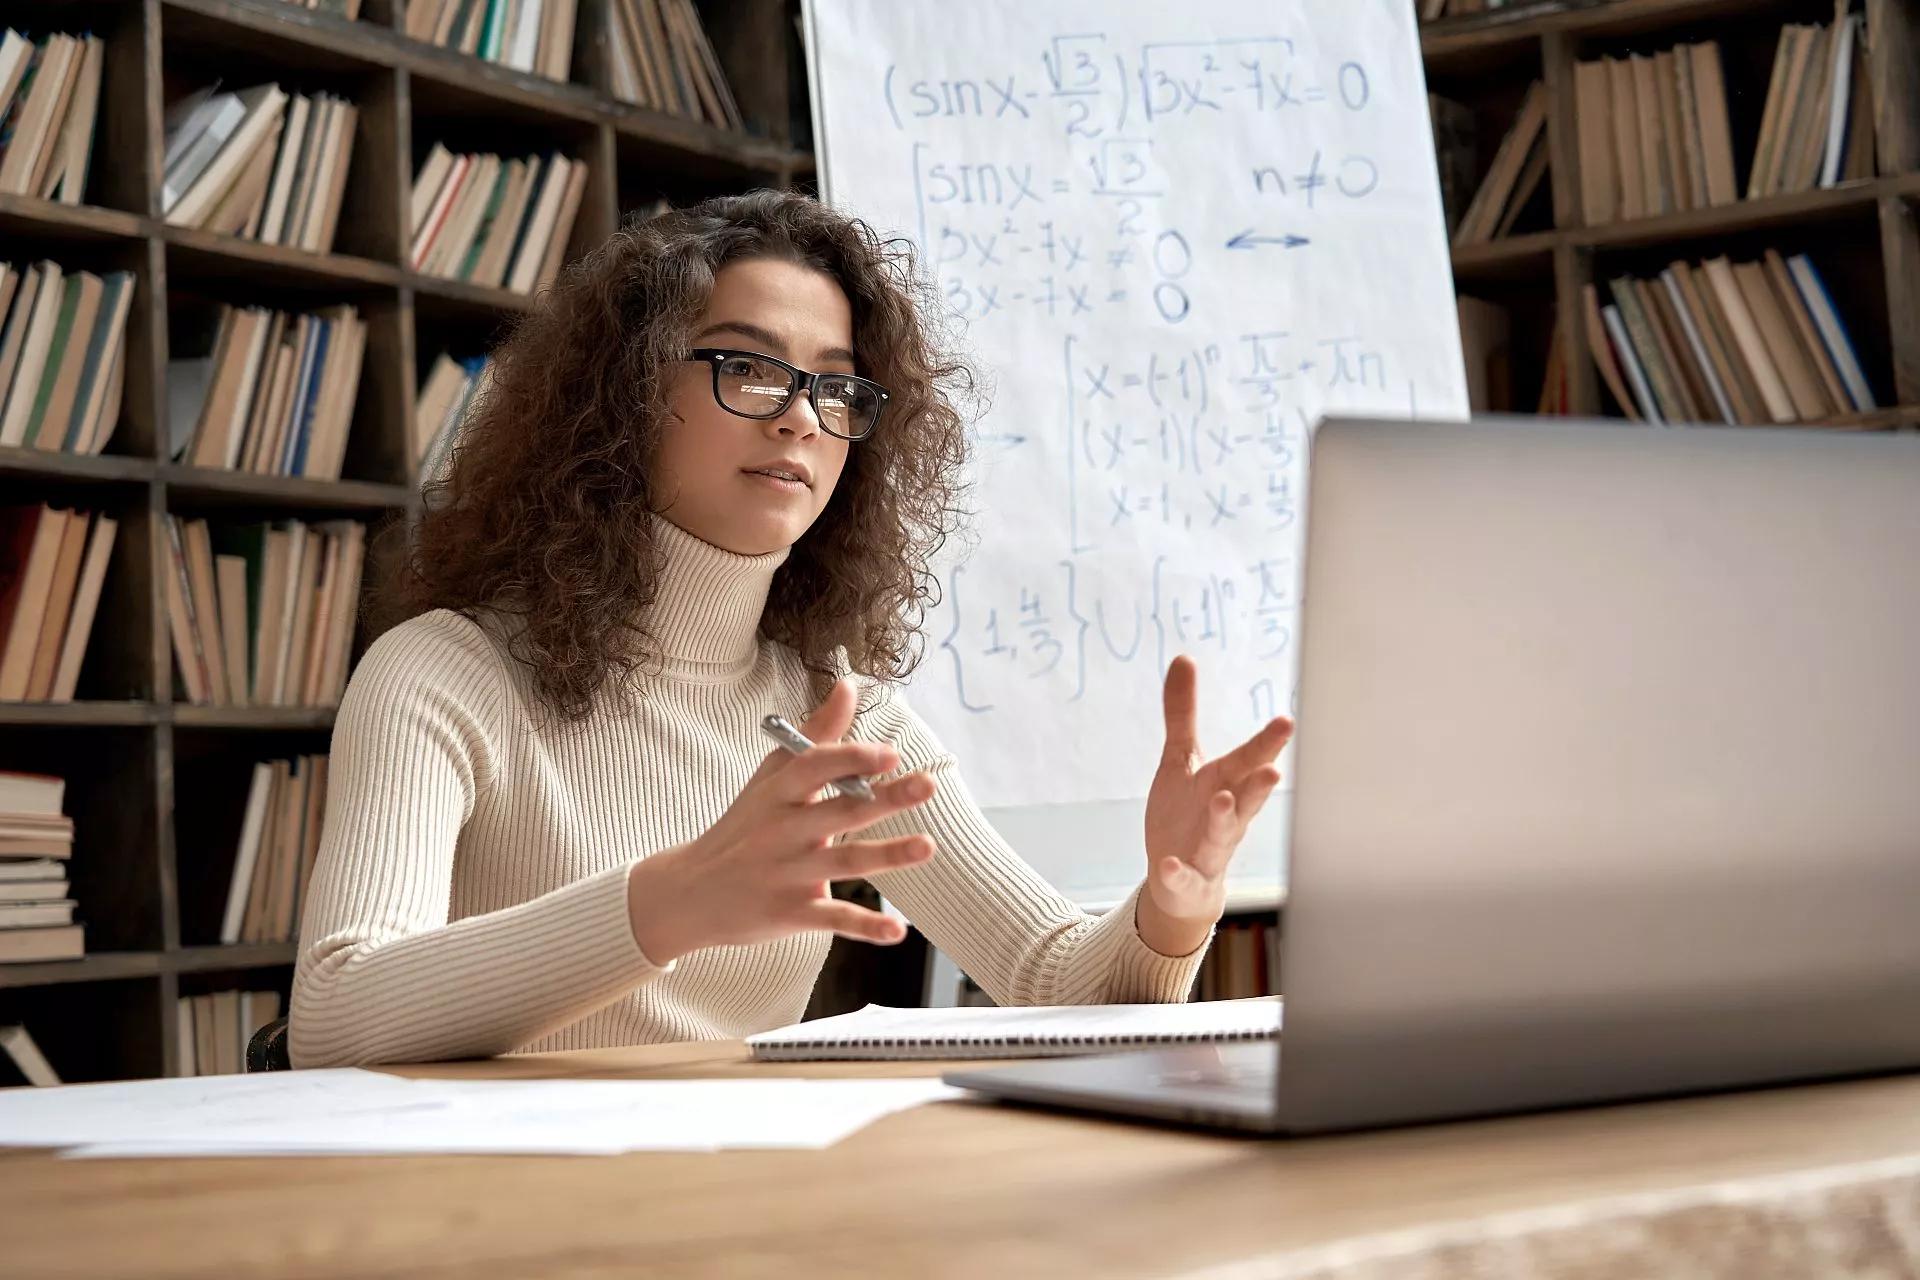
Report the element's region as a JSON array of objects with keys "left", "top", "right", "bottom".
[{"left": 746, "top": 997, "right": 1283, "bottom": 1062}]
